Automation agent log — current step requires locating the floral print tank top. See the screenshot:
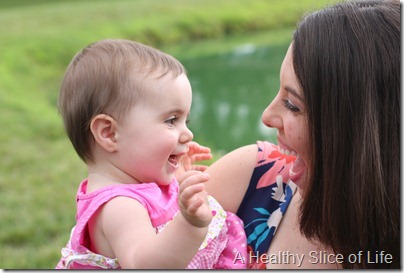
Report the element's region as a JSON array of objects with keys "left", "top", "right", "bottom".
[{"left": 236, "top": 141, "right": 297, "bottom": 269}]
